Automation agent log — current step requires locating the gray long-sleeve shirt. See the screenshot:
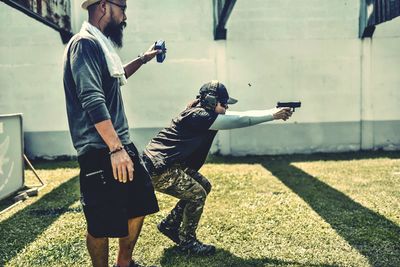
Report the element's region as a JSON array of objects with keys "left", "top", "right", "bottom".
[
  {"left": 209, "top": 109, "right": 275, "bottom": 130},
  {"left": 63, "top": 32, "right": 130, "bottom": 156}
]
